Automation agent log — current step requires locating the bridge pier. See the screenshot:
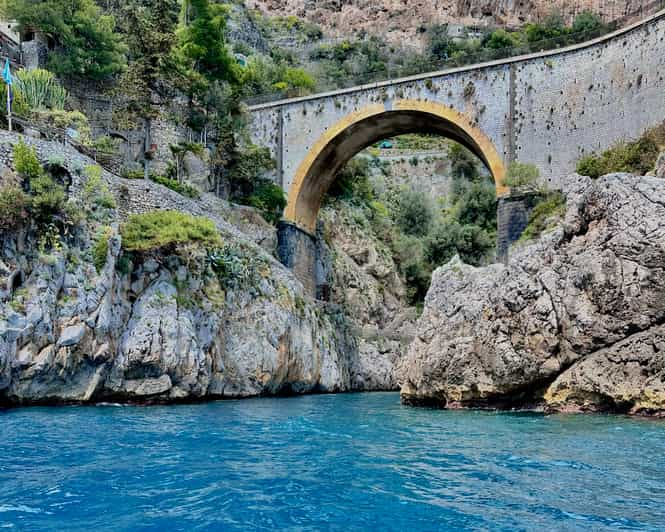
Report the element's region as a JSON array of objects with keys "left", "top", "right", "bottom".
[
  {"left": 277, "top": 221, "right": 330, "bottom": 299},
  {"left": 496, "top": 193, "right": 540, "bottom": 263}
]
